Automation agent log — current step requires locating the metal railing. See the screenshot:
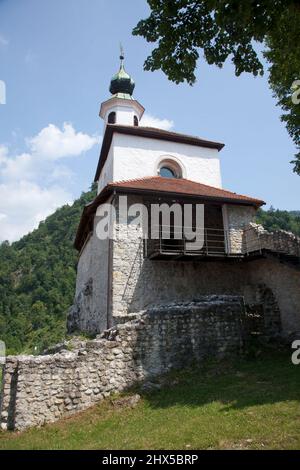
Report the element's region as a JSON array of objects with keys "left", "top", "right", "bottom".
[
  {"left": 146, "top": 225, "right": 229, "bottom": 257},
  {"left": 145, "top": 224, "right": 300, "bottom": 260}
]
